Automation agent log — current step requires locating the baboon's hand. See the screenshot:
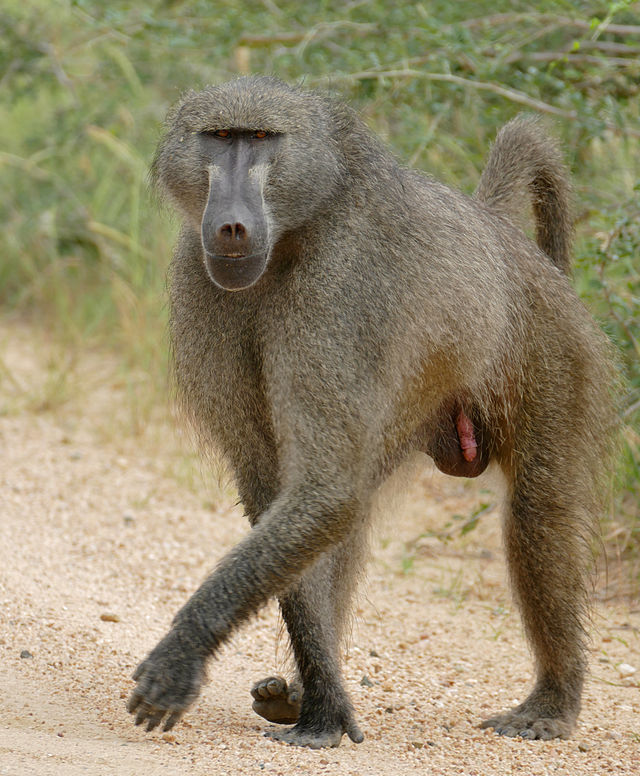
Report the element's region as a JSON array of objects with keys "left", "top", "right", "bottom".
[{"left": 127, "top": 630, "right": 206, "bottom": 732}]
